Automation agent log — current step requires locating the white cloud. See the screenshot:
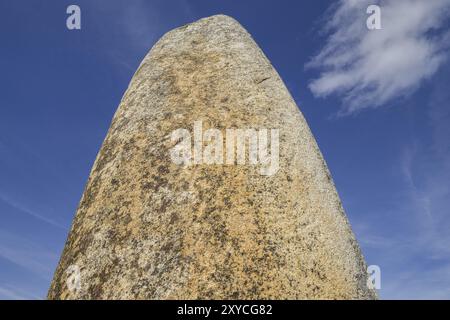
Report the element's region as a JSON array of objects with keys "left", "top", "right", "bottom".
[{"left": 307, "top": 0, "right": 450, "bottom": 114}]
